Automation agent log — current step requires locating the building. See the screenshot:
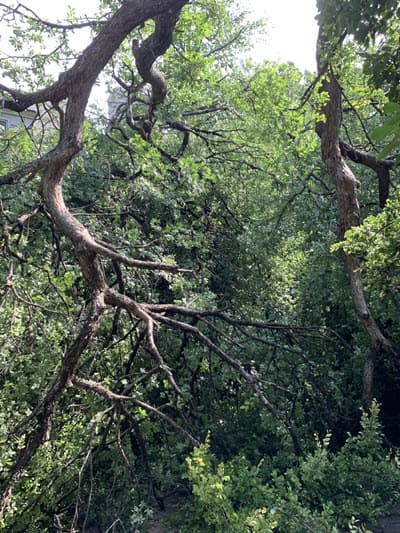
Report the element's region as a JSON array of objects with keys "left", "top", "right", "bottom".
[{"left": 0, "top": 106, "right": 36, "bottom": 130}]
